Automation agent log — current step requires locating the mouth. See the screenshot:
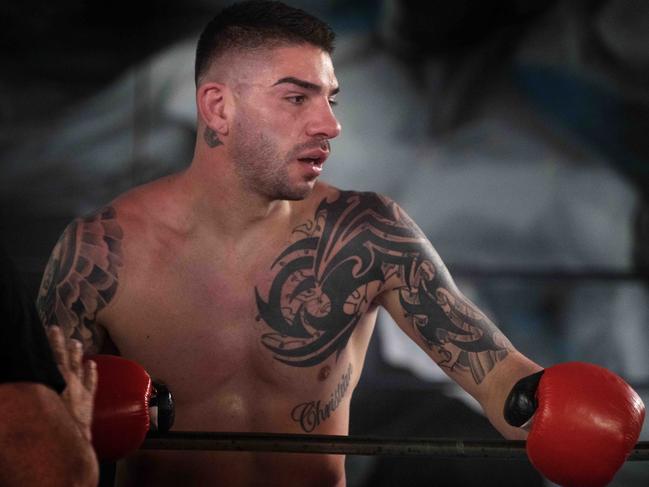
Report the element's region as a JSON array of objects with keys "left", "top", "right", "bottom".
[
  {"left": 297, "top": 148, "right": 328, "bottom": 169},
  {"left": 297, "top": 156, "right": 325, "bottom": 167},
  {"left": 295, "top": 141, "right": 330, "bottom": 175}
]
